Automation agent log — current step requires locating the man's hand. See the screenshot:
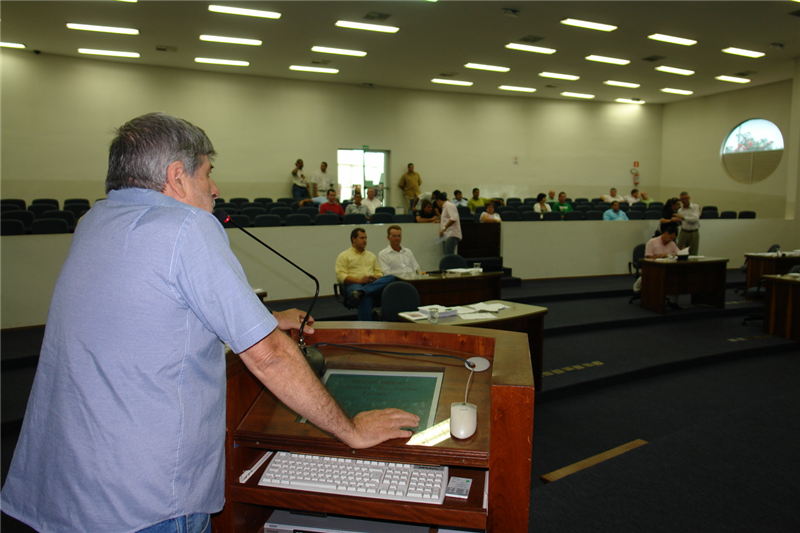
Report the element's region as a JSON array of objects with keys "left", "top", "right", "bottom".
[
  {"left": 273, "top": 308, "right": 314, "bottom": 334},
  {"left": 342, "top": 408, "right": 420, "bottom": 449}
]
